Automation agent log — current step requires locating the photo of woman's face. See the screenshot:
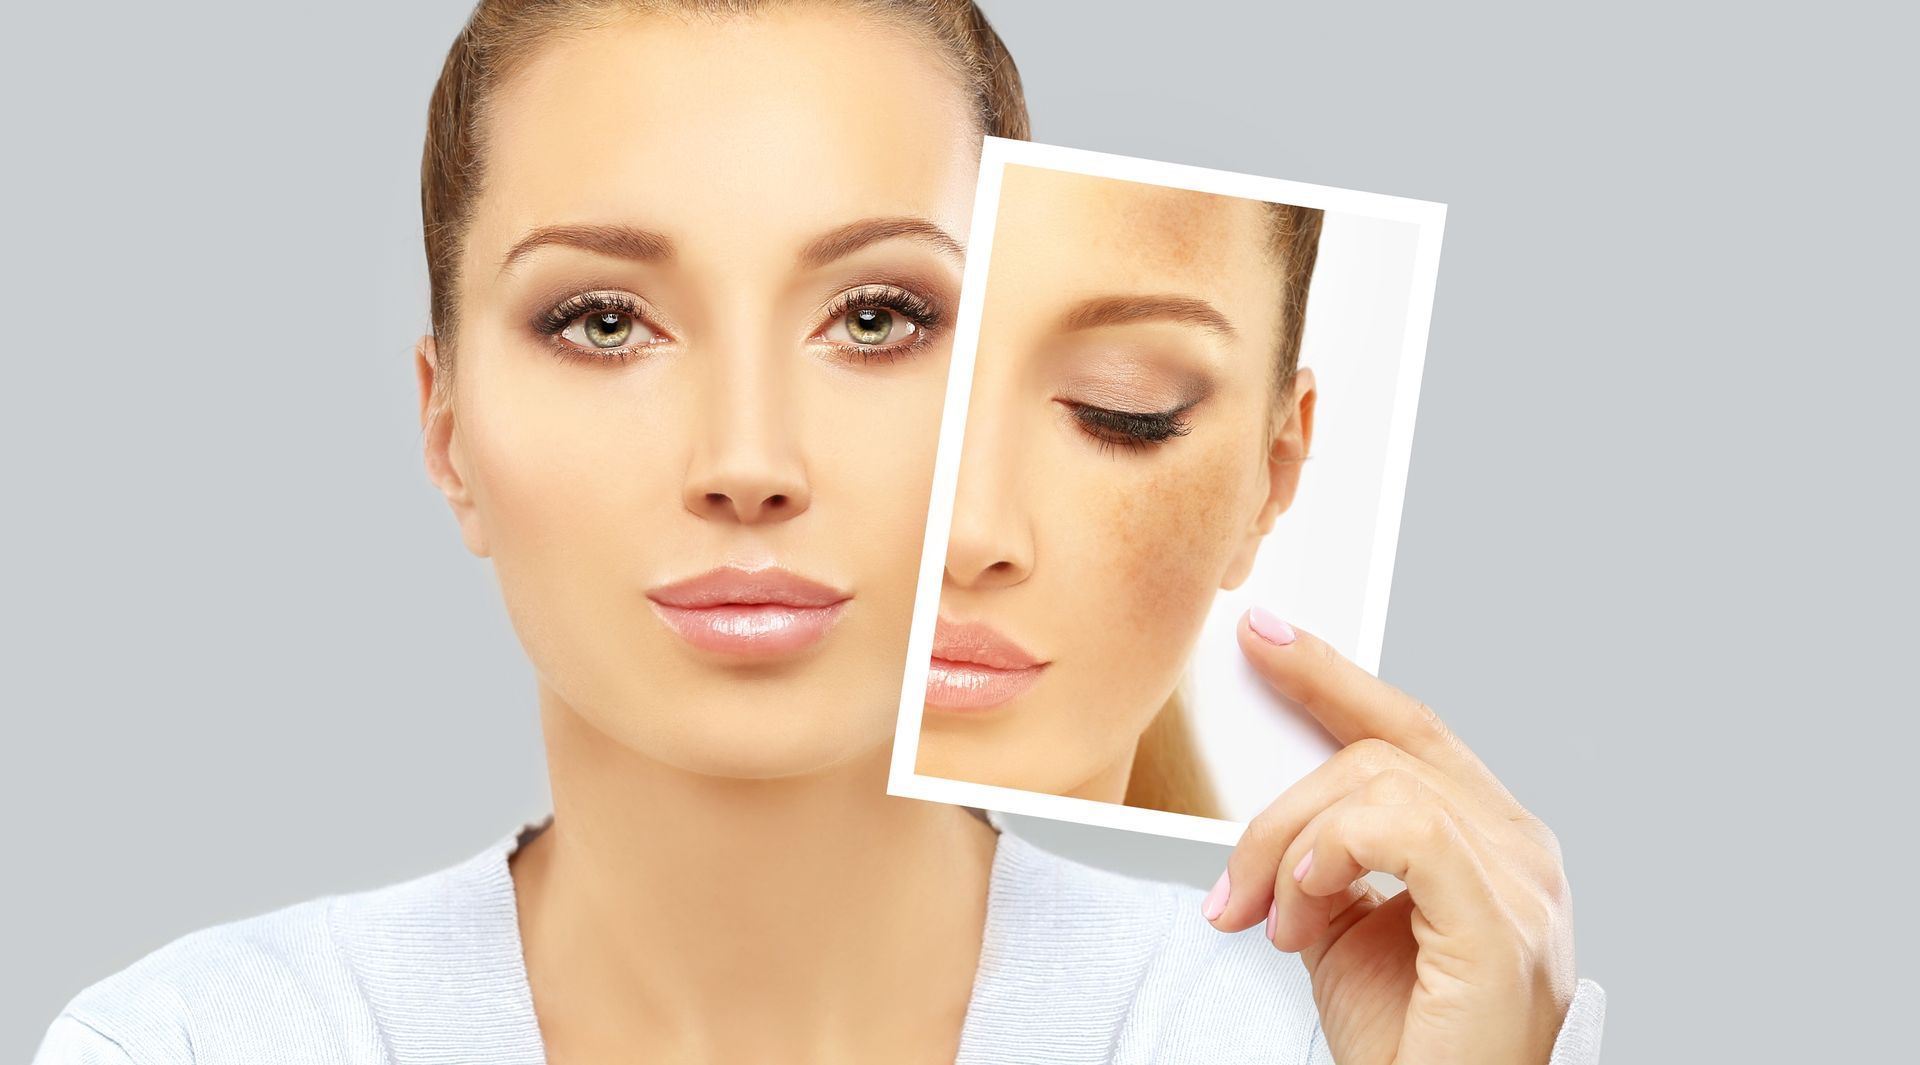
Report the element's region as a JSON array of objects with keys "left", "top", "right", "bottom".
[
  {"left": 427, "top": 10, "right": 983, "bottom": 780},
  {"left": 917, "top": 165, "right": 1314, "bottom": 803}
]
